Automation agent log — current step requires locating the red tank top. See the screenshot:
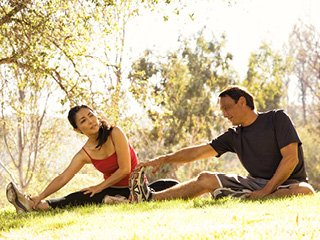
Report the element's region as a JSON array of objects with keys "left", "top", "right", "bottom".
[{"left": 82, "top": 144, "right": 138, "bottom": 187}]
